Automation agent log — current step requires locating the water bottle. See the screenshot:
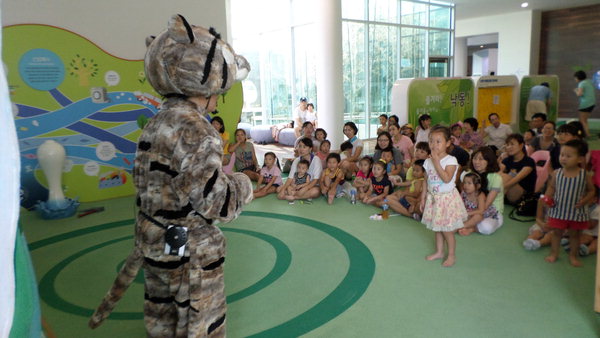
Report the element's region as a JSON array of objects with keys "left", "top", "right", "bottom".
[
  {"left": 382, "top": 198, "right": 389, "bottom": 219},
  {"left": 350, "top": 189, "right": 357, "bottom": 204}
]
